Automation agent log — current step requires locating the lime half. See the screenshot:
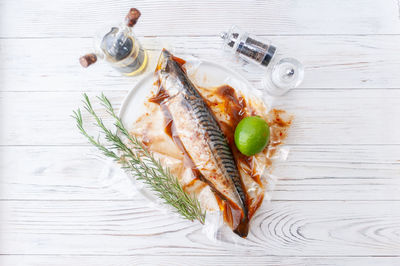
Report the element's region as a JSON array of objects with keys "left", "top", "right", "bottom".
[{"left": 234, "top": 116, "right": 270, "bottom": 156}]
